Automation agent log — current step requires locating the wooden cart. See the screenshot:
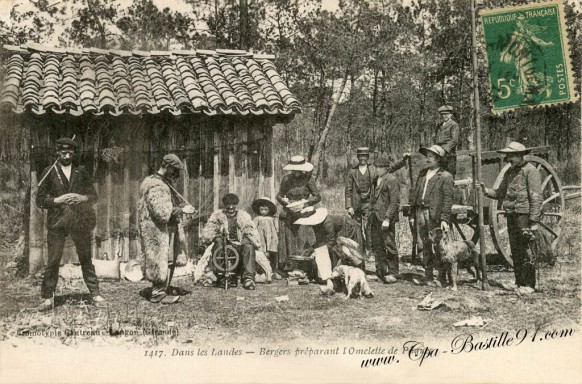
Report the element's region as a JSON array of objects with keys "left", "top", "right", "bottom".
[{"left": 405, "top": 146, "right": 564, "bottom": 266}]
